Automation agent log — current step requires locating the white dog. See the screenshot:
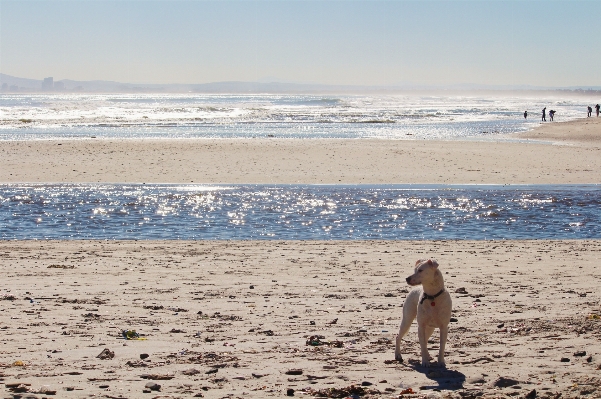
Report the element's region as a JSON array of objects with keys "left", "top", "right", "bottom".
[{"left": 394, "top": 259, "right": 452, "bottom": 367}]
